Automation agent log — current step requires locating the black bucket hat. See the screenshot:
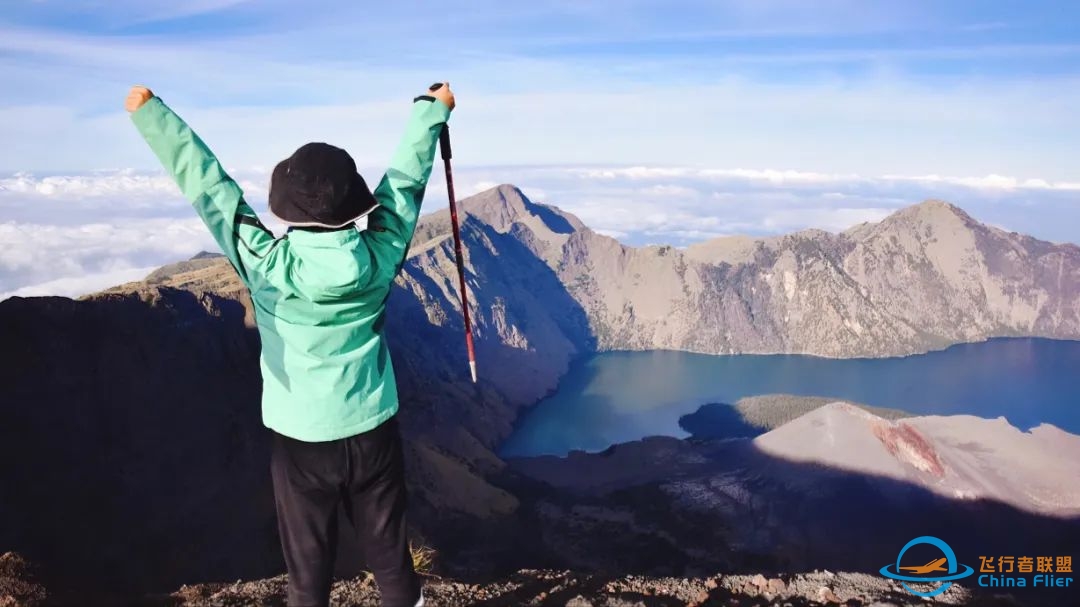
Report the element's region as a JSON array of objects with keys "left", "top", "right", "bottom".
[{"left": 269, "top": 142, "right": 378, "bottom": 228}]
